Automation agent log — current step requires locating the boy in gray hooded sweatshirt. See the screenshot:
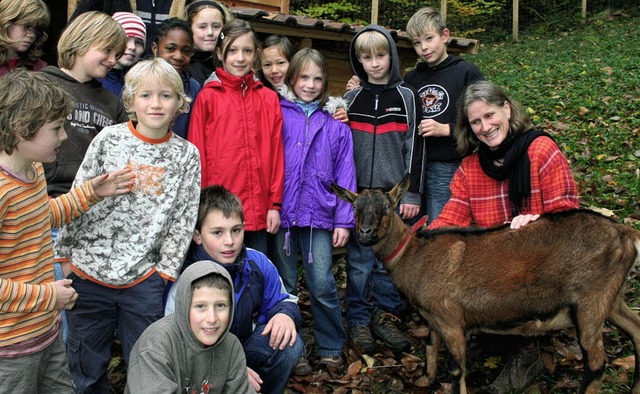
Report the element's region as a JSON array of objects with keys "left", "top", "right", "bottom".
[{"left": 126, "top": 261, "right": 254, "bottom": 394}]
